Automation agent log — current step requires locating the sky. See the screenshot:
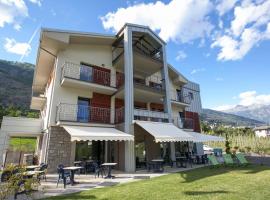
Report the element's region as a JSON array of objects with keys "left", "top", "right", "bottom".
[{"left": 0, "top": 0, "right": 270, "bottom": 110}]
